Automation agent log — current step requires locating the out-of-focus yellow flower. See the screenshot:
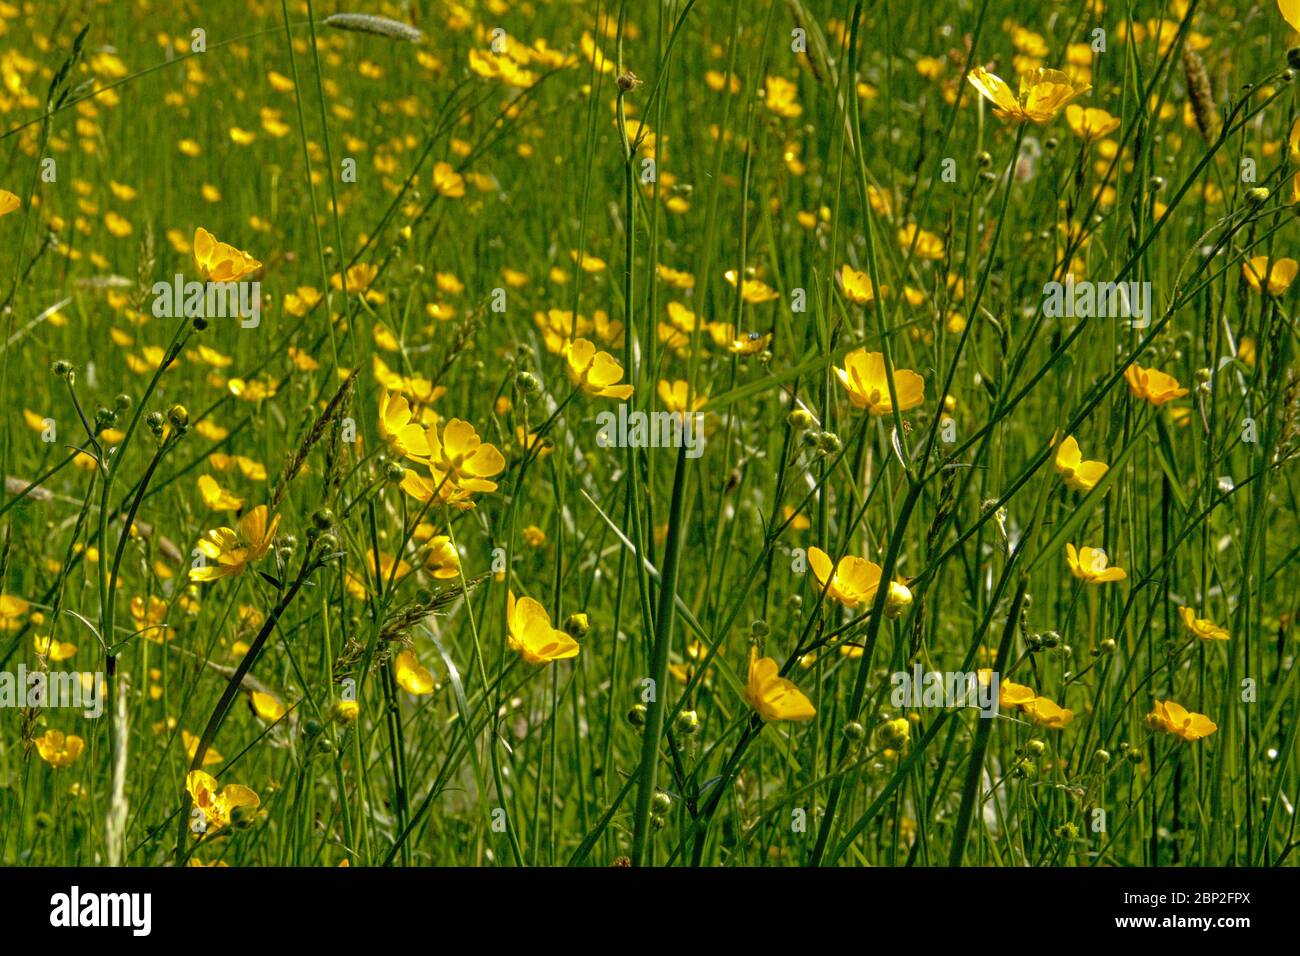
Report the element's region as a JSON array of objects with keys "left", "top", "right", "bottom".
[
  {"left": 835, "top": 348, "right": 925, "bottom": 415},
  {"left": 394, "top": 649, "right": 435, "bottom": 694},
  {"left": 33, "top": 635, "right": 76, "bottom": 661},
  {"left": 657, "top": 379, "right": 706, "bottom": 414},
  {"left": 807, "top": 546, "right": 882, "bottom": 609},
  {"left": 1242, "top": 255, "right": 1297, "bottom": 295},
  {"left": 744, "top": 647, "right": 815, "bottom": 722},
  {"left": 1053, "top": 434, "right": 1109, "bottom": 492},
  {"left": 187, "top": 769, "right": 260, "bottom": 830},
  {"left": 898, "top": 224, "right": 944, "bottom": 259},
  {"left": 1146, "top": 699, "right": 1217, "bottom": 741},
  {"left": 1065, "top": 543, "right": 1127, "bottom": 584},
  {"left": 197, "top": 474, "right": 243, "bottom": 511},
  {"left": 724, "top": 270, "right": 781, "bottom": 303},
  {"left": 35, "top": 730, "right": 84, "bottom": 768},
  {"left": 182, "top": 730, "right": 223, "bottom": 767},
  {"left": 507, "top": 591, "right": 580, "bottom": 664},
  {"left": 189, "top": 505, "right": 280, "bottom": 582},
  {"left": 1178, "top": 606, "right": 1229, "bottom": 641},
  {"left": 1065, "top": 104, "right": 1120, "bottom": 138},
  {"left": 763, "top": 75, "right": 802, "bottom": 118},
  {"left": 565, "top": 338, "right": 634, "bottom": 400},
  {"left": 967, "top": 66, "right": 1090, "bottom": 124},
  {"left": 432, "top": 161, "right": 465, "bottom": 198}
]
